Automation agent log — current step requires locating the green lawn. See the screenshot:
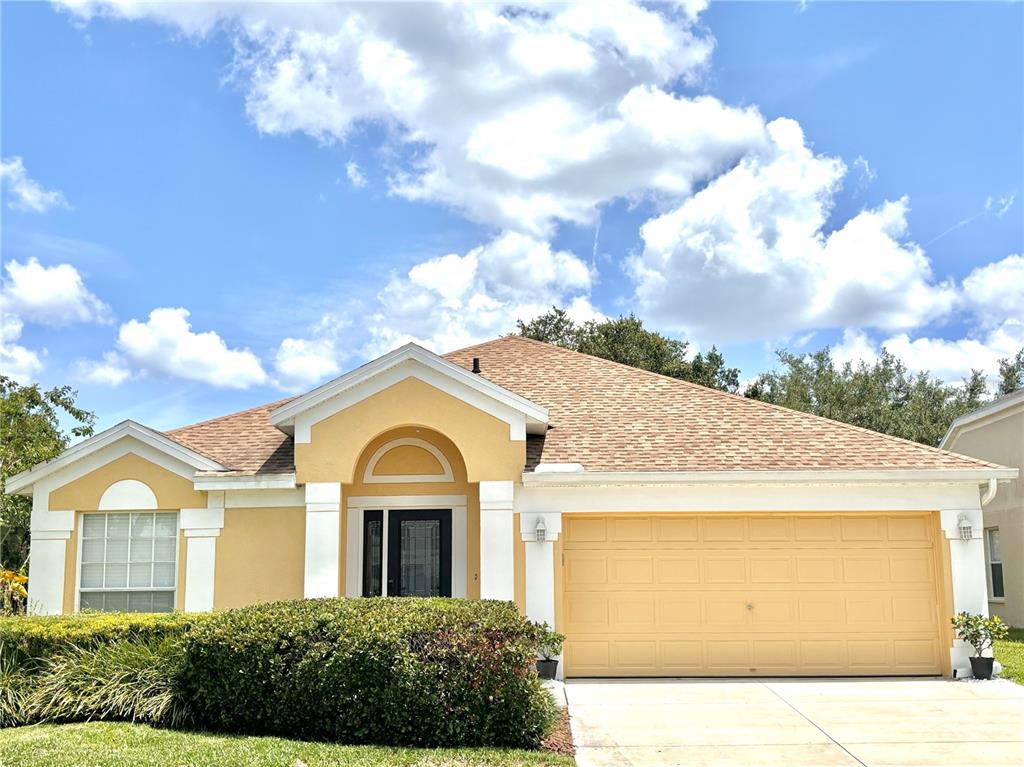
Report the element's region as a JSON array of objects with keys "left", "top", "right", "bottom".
[
  {"left": 995, "top": 627, "right": 1024, "bottom": 685},
  {"left": 0, "top": 722, "right": 574, "bottom": 767}
]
